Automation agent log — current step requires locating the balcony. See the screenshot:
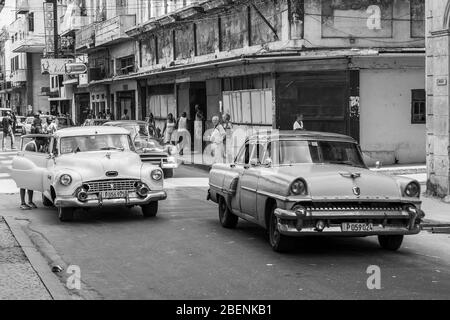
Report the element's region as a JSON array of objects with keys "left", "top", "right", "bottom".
[
  {"left": 75, "top": 24, "right": 96, "bottom": 52},
  {"left": 16, "top": 0, "right": 29, "bottom": 14},
  {"left": 9, "top": 18, "right": 45, "bottom": 53},
  {"left": 11, "top": 69, "right": 27, "bottom": 83},
  {"left": 95, "top": 15, "right": 136, "bottom": 47},
  {"left": 60, "top": 12, "right": 90, "bottom": 36}
]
